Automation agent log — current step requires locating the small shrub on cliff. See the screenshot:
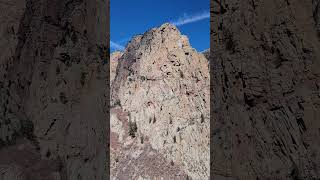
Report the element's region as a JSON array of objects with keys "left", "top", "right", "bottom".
[{"left": 128, "top": 121, "right": 137, "bottom": 138}]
